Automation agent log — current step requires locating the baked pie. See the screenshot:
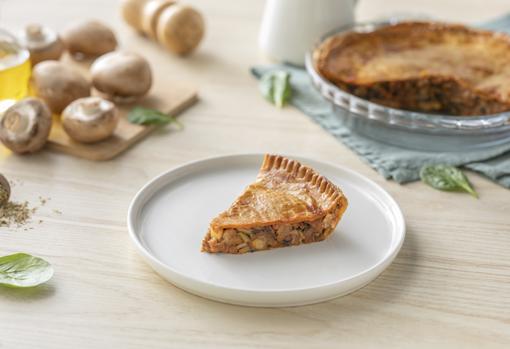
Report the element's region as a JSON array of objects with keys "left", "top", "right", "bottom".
[
  {"left": 201, "top": 154, "right": 348, "bottom": 254},
  {"left": 314, "top": 21, "right": 510, "bottom": 116}
]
